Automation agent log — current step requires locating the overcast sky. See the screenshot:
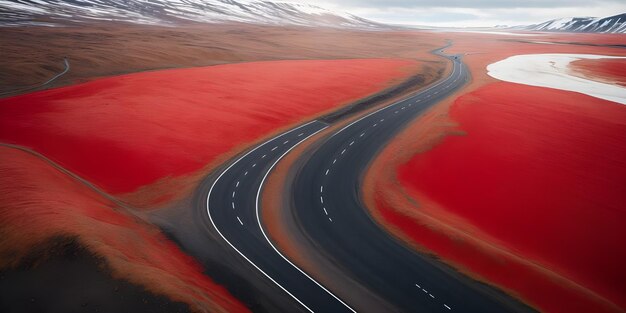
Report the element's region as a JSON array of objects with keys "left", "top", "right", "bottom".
[{"left": 282, "top": 0, "right": 626, "bottom": 27}]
